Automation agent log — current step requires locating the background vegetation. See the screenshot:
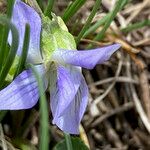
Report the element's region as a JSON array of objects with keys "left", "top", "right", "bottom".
[{"left": 0, "top": 0, "right": 150, "bottom": 149}]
